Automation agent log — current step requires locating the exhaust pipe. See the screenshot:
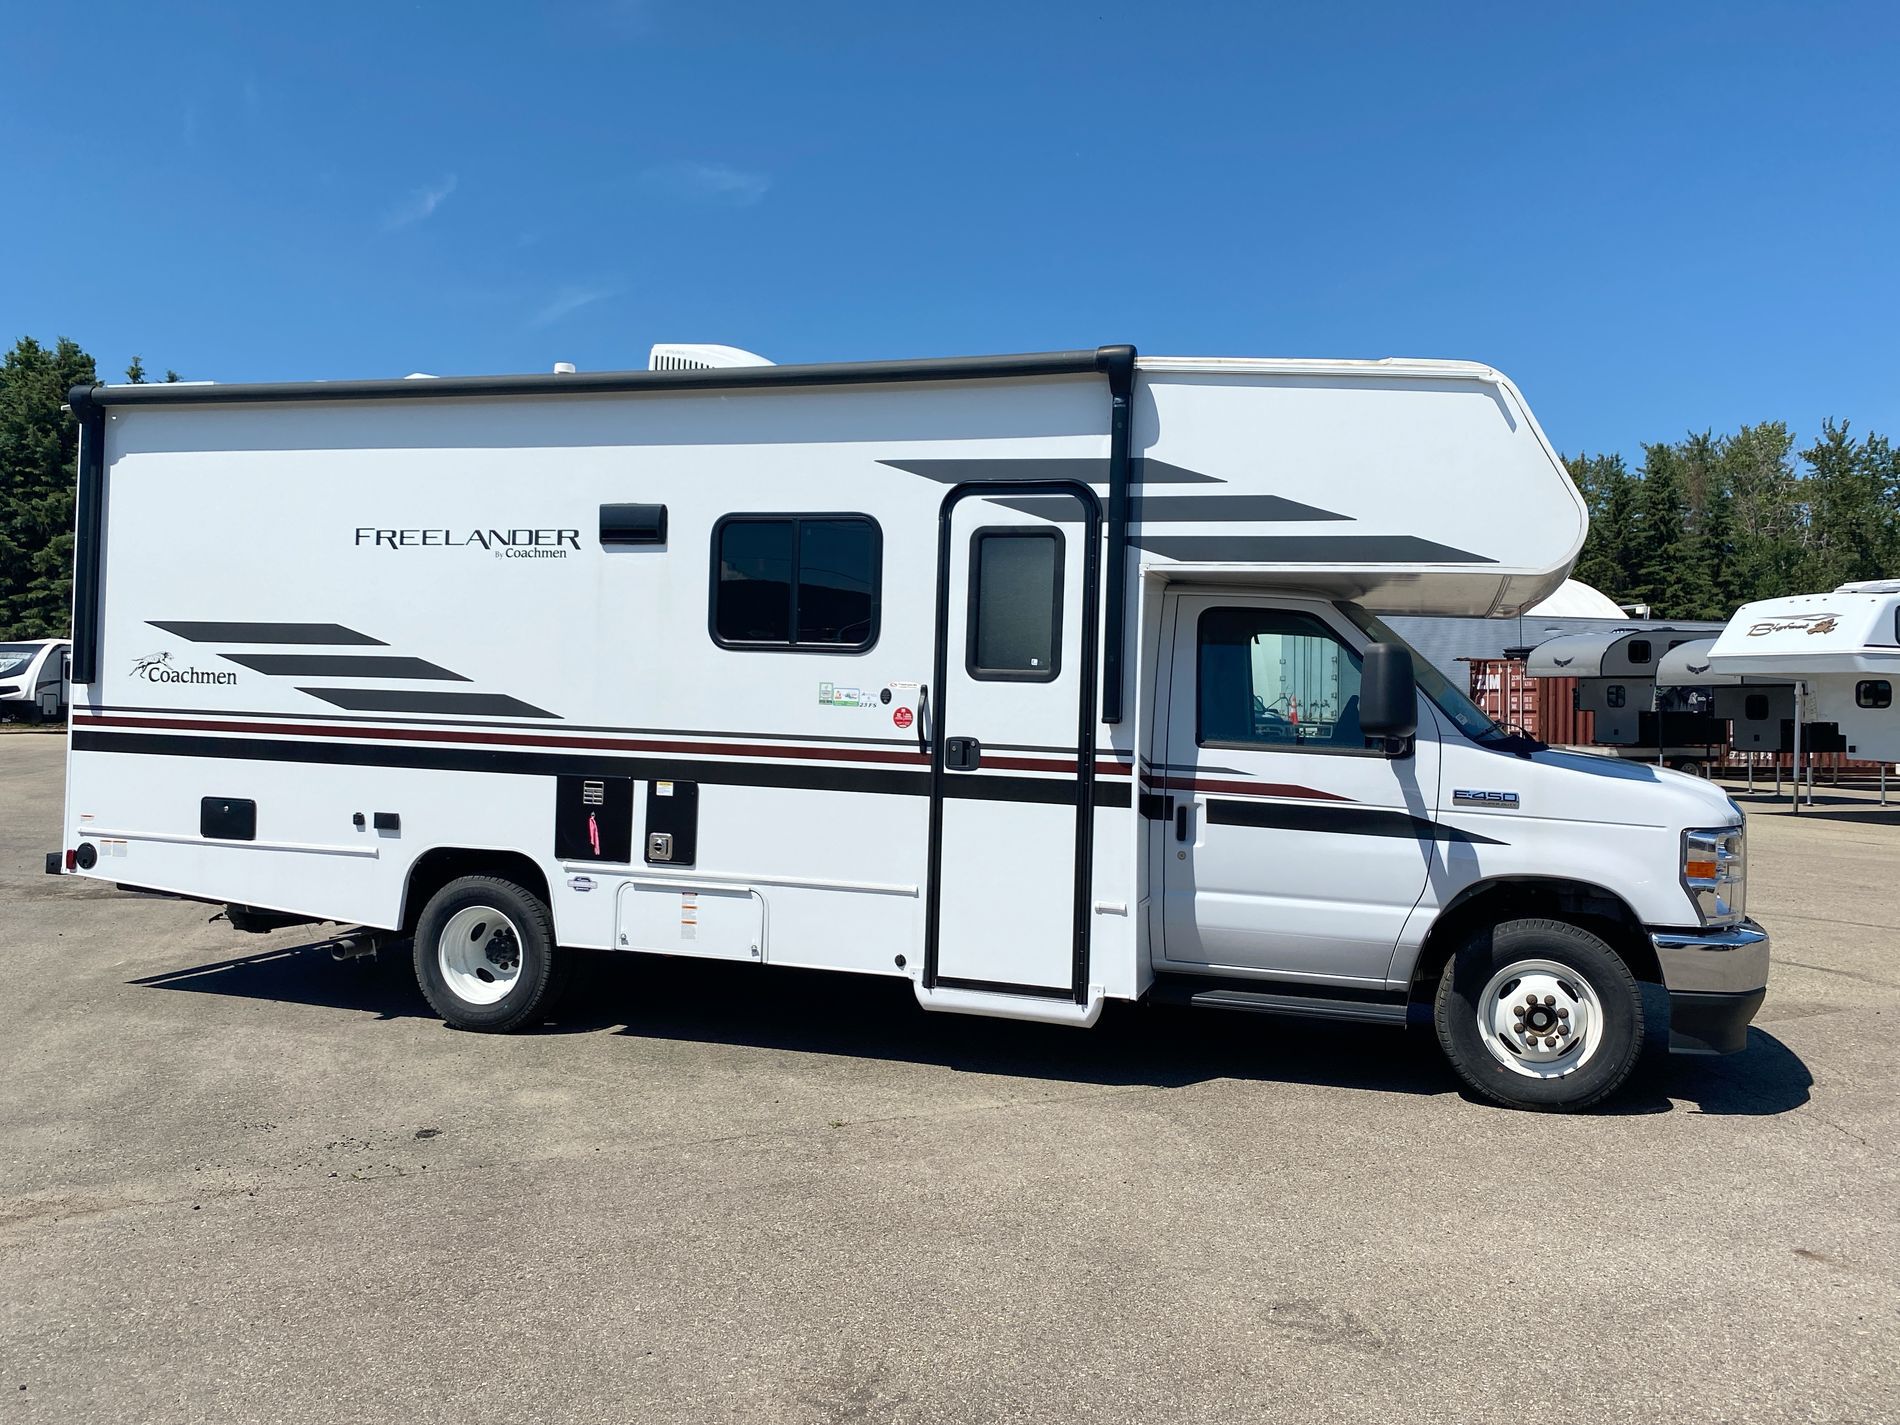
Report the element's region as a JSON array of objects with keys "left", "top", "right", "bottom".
[{"left": 322, "top": 931, "right": 390, "bottom": 962}]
